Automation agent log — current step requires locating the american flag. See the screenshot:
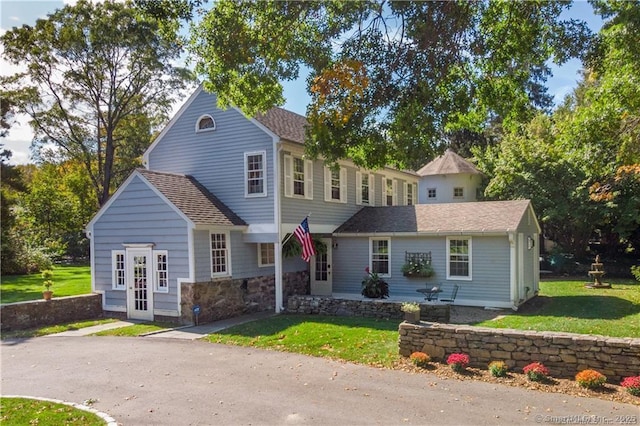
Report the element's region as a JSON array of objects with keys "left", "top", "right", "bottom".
[{"left": 293, "top": 217, "right": 316, "bottom": 262}]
